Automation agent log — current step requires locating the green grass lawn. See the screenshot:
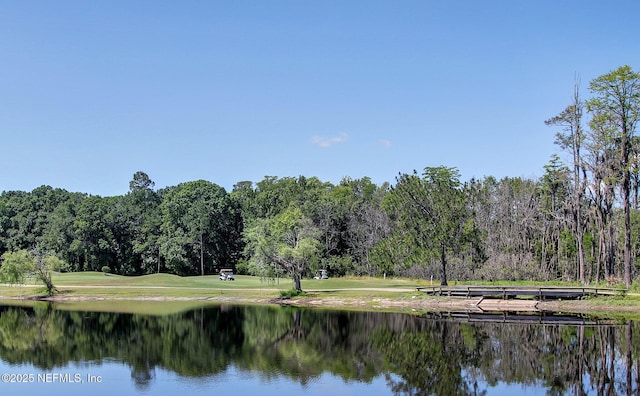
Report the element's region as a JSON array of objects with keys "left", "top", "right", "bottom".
[
  {"left": 46, "top": 272, "right": 427, "bottom": 290},
  {"left": 0, "top": 272, "right": 428, "bottom": 300},
  {"left": 51, "top": 272, "right": 271, "bottom": 288}
]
